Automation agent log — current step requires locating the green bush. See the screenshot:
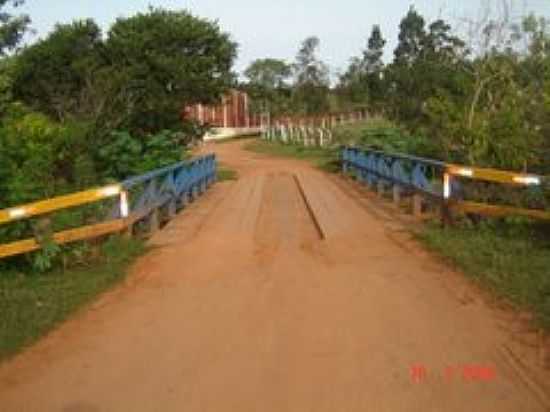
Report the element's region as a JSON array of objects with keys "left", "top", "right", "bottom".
[
  {"left": 0, "top": 104, "right": 95, "bottom": 208},
  {"left": 0, "top": 106, "right": 194, "bottom": 274},
  {"left": 96, "top": 129, "right": 188, "bottom": 180},
  {"left": 332, "top": 118, "right": 440, "bottom": 158}
]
